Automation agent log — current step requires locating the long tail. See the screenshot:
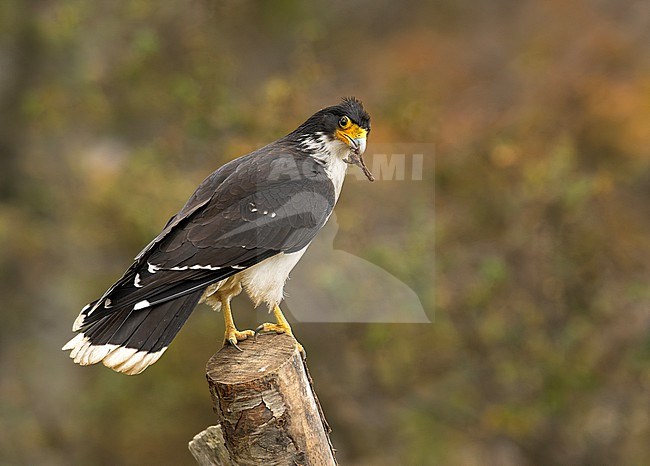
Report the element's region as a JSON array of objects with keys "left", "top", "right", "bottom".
[{"left": 62, "top": 290, "right": 203, "bottom": 375}]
